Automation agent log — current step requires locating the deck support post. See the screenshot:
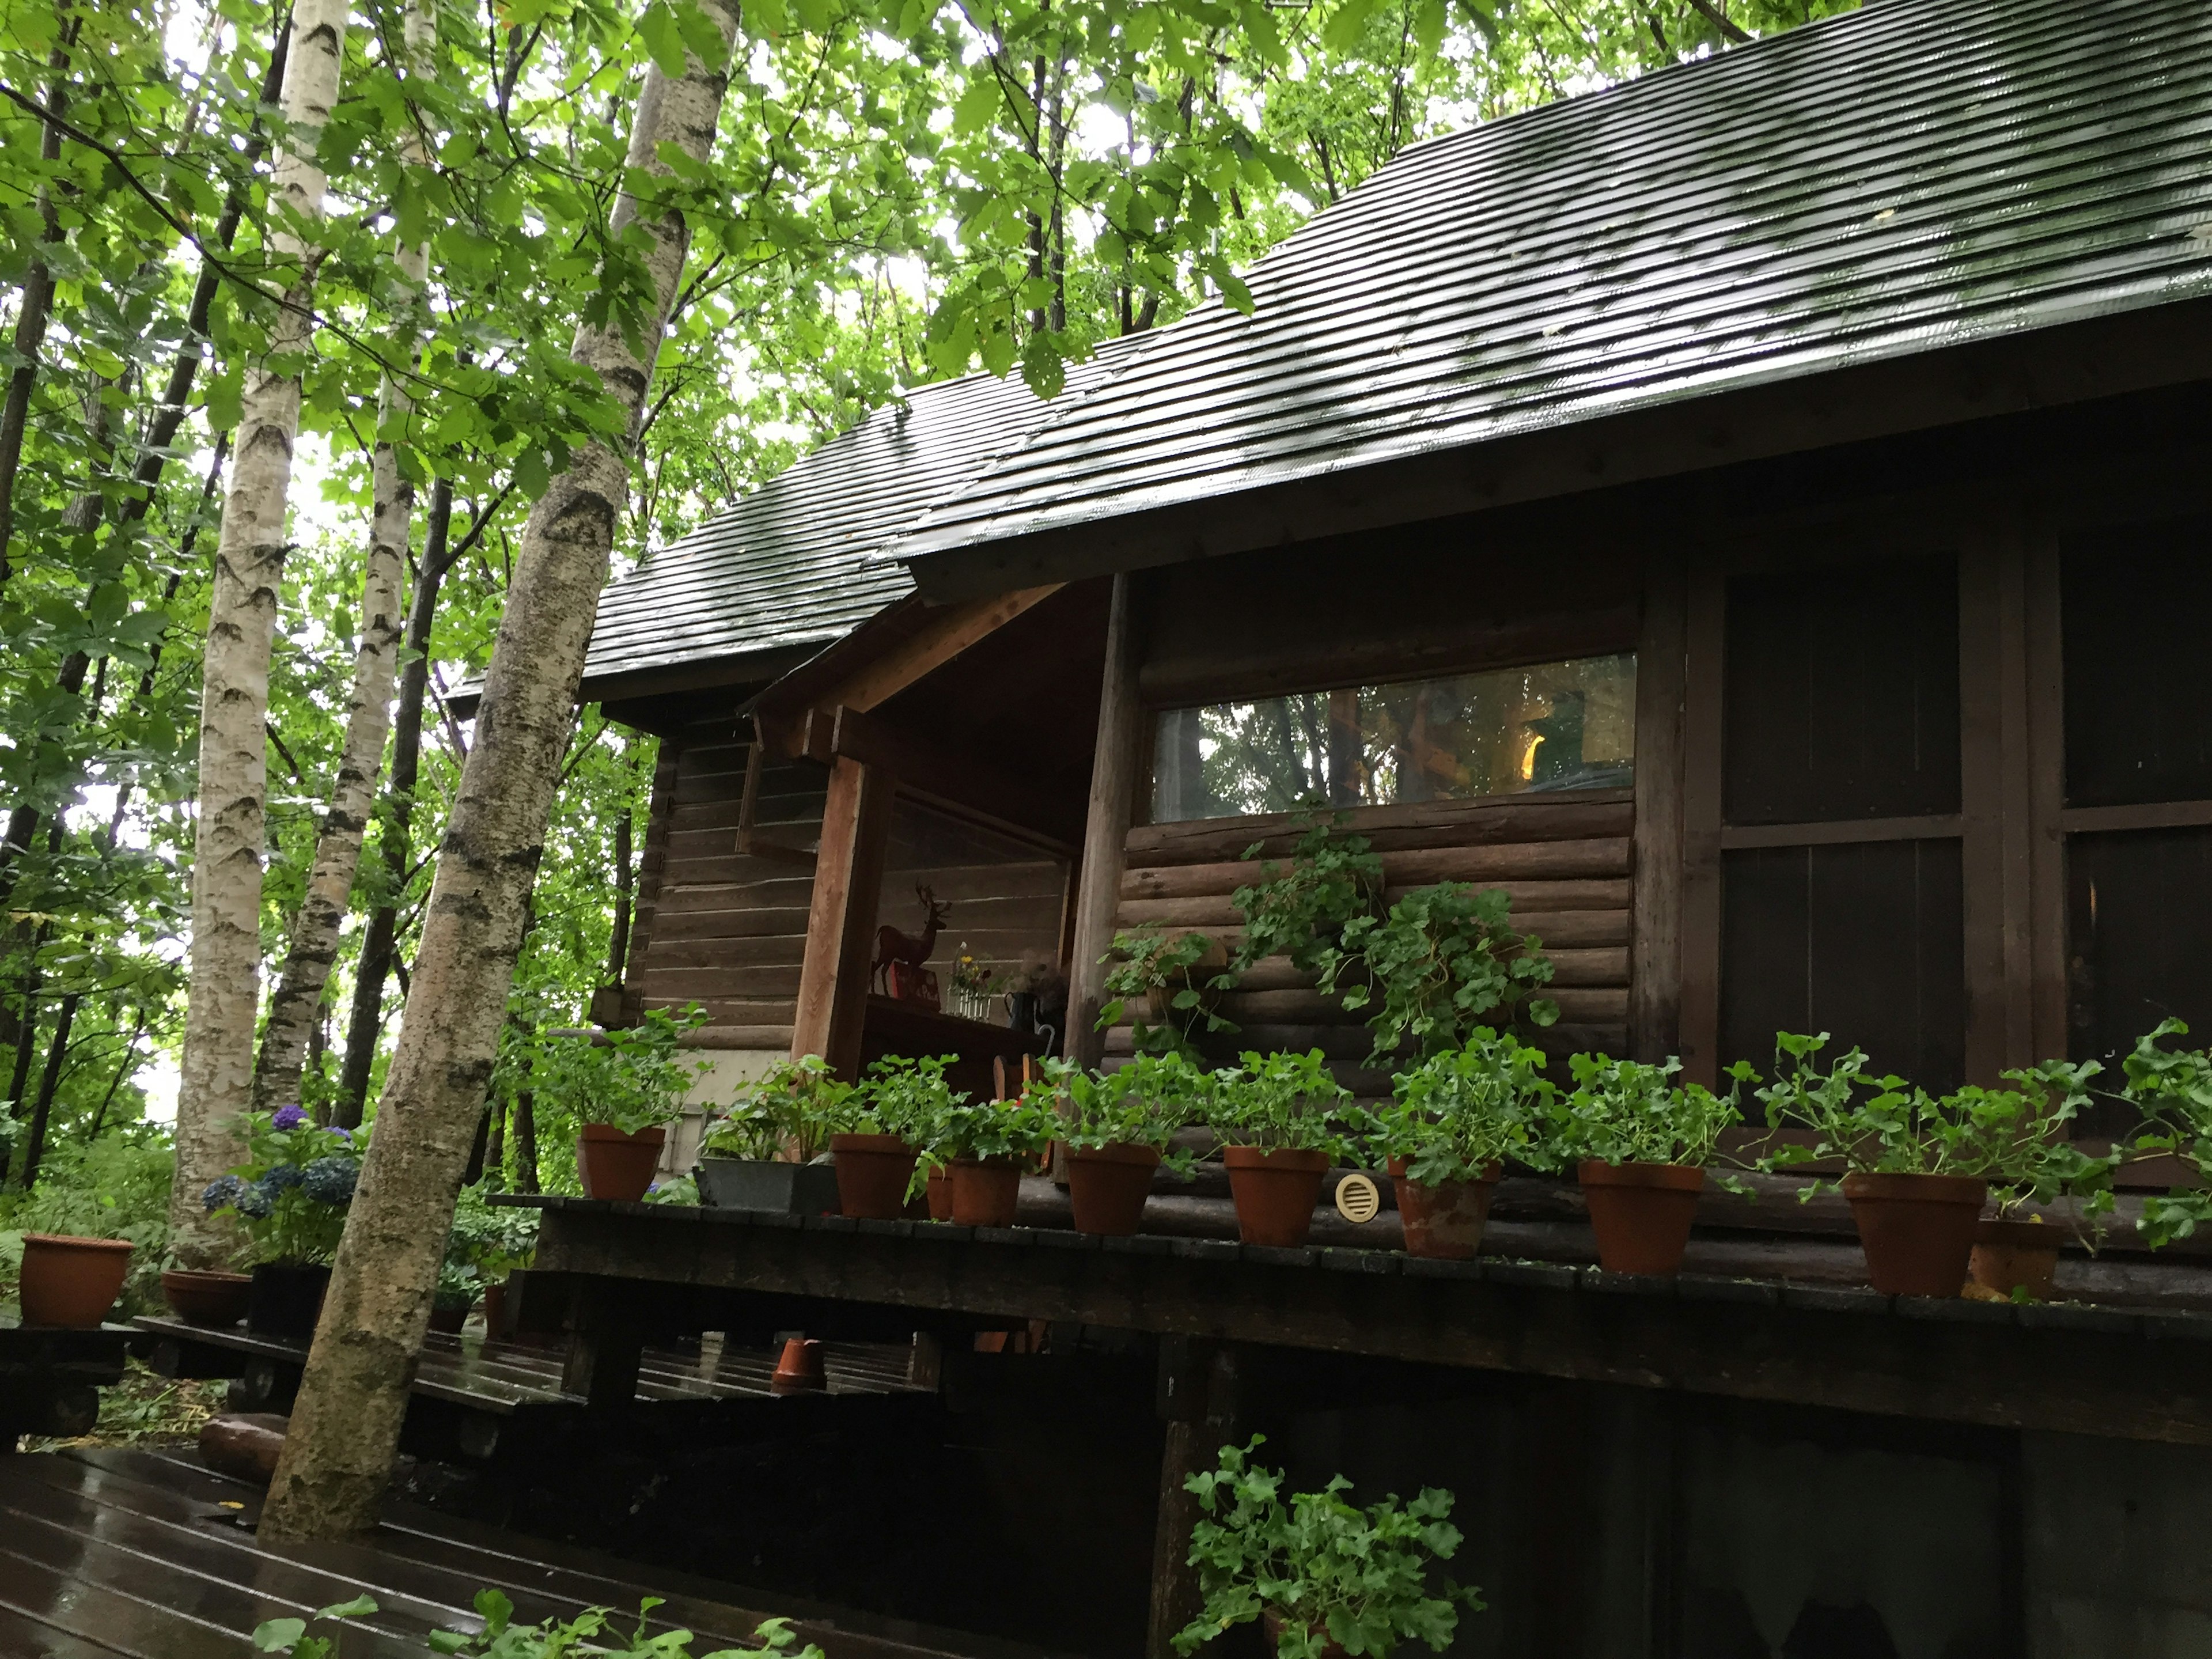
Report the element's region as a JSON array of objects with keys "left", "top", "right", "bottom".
[
  {"left": 1147, "top": 1337, "right": 1243, "bottom": 1659},
  {"left": 1069, "top": 573, "right": 1143, "bottom": 1069},
  {"left": 562, "top": 1275, "right": 646, "bottom": 1410},
  {"left": 790, "top": 753, "right": 896, "bottom": 1080}
]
